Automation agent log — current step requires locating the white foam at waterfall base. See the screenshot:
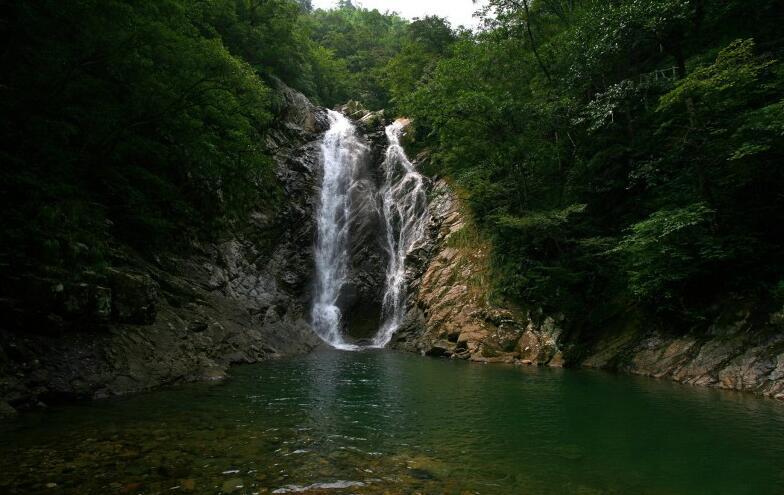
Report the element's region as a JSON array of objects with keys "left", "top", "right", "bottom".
[
  {"left": 311, "top": 110, "right": 365, "bottom": 351},
  {"left": 372, "top": 119, "right": 429, "bottom": 348}
]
